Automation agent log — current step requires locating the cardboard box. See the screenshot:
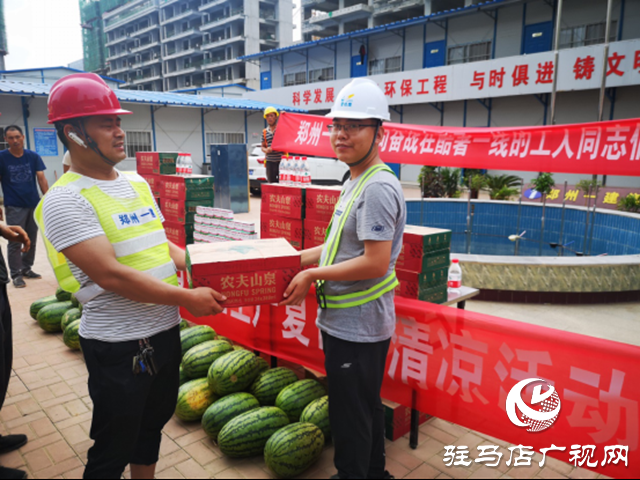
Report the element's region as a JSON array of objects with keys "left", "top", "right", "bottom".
[
  {"left": 136, "top": 152, "right": 179, "bottom": 175},
  {"left": 397, "top": 226, "right": 452, "bottom": 272},
  {"left": 261, "top": 184, "right": 305, "bottom": 220},
  {"left": 396, "top": 281, "right": 448, "bottom": 304},
  {"left": 260, "top": 213, "right": 304, "bottom": 251},
  {"left": 396, "top": 267, "right": 449, "bottom": 290},
  {"left": 140, "top": 173, "right": 161, "bottom": 197},
  {"left": 383, "top": 400, "right": 430, "bottom": 442},
  {"left": 164, "top": 222, "right": 193, "bottom": 247},
  {"left": 160, "top": 175, "right": 215, "bottom": 201},
  {"left": 161, "top": 198, "right": 214, "bottom": 225},
  {"left": 187, "top": 238, "right": 301, "bottom": 307},
  {"left": 305, "top": 186, "right": 341, "bottom": 223},
  {"left": 397, "top": 245, "right": 451, "bottom": 273},
  {"left": 303, "top": 219, "right": 329, "bottom": 249}
]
